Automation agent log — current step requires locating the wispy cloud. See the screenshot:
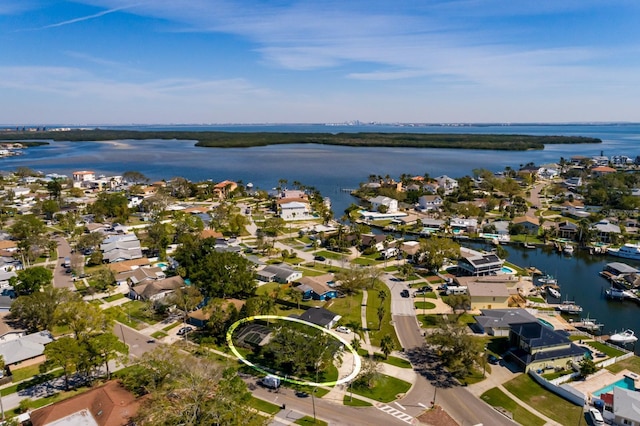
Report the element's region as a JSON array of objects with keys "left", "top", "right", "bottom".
[{"left": 27, "top": 2, "right": 142, "bottom": 30}]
